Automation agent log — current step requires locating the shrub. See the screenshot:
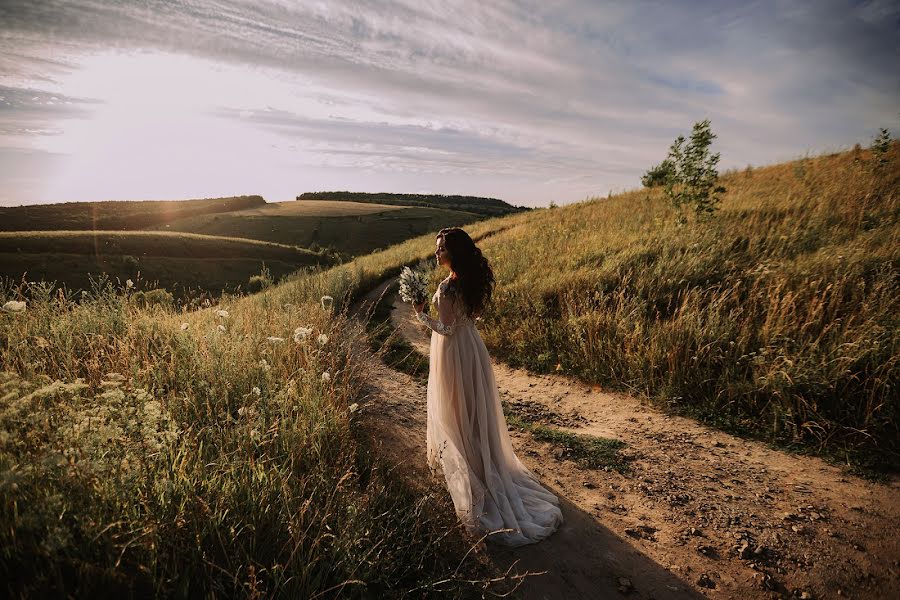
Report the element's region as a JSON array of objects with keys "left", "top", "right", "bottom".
[
  {"left": 247, "top": 264, "right": 274, "bottom": 294},
  {"left": 134, "top": 288, "right": 173, "bottom": 308},
  {"left": 641, "top": 158, "right": 675, "bottom": 188}
]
